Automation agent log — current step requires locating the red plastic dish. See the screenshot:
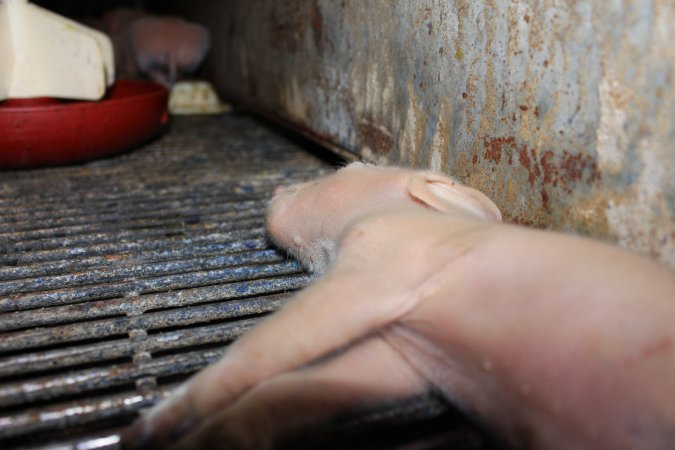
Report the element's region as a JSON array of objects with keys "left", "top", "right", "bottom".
[{"left": 0, "top": 79, "right": 169, "bottom": 169}]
